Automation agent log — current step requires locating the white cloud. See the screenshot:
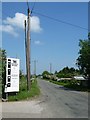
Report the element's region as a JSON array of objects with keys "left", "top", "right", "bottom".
[
  {"left": 1, "top": 12, "right": 42, "bottom": 37},
  {"left": 34, "top": 40, "right": 41, "bottom": 45},
  {"left": 3, "top": 13, "right": 26, "bottom": 29},
  {"left": 31, "top": 16, "right": 42, "bottom": 33},
  {"left": 0, "top": 25, "right": 18, "bottom": 37},
  {"left": 3, "top": 12, "right": 42, "bottom": 33}
]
